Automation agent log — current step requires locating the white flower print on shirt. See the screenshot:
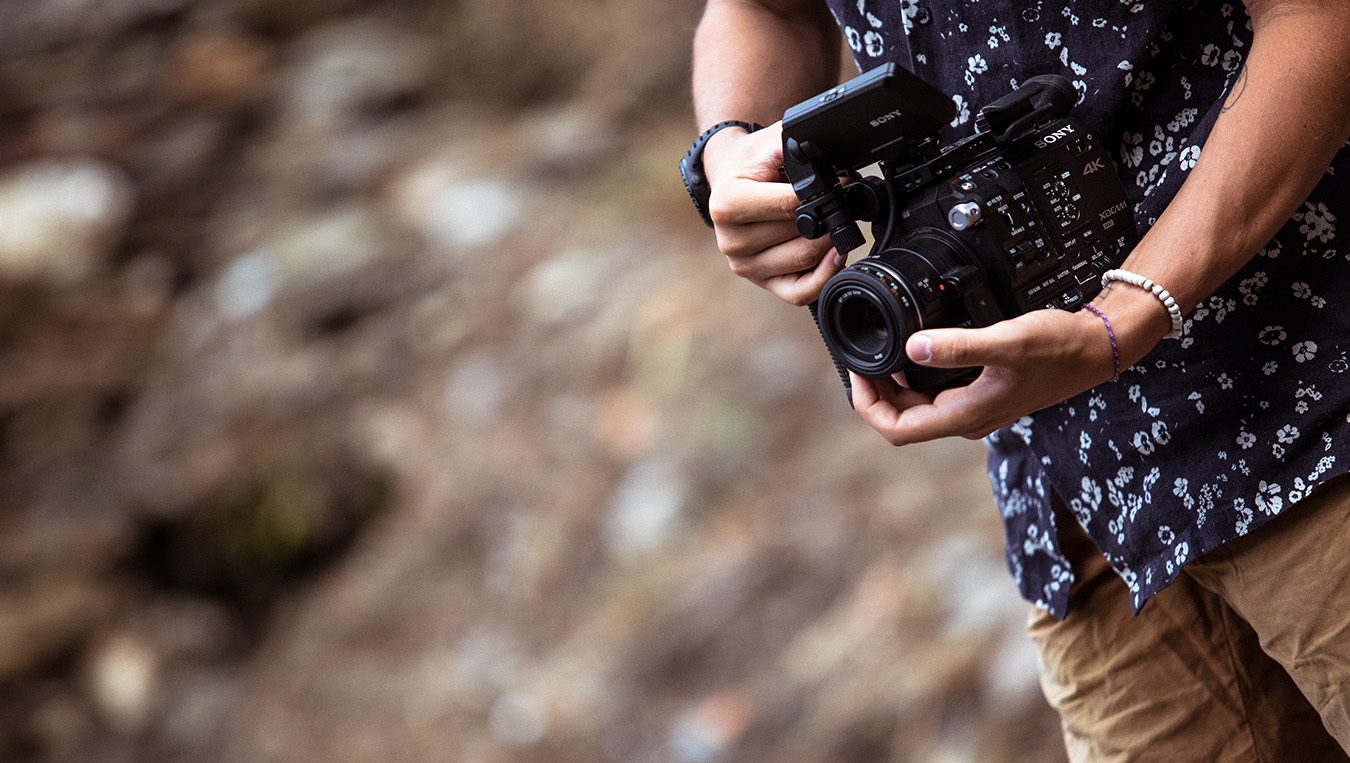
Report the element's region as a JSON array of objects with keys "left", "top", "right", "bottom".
[
  {"left": 1121, "top": 132, "right": 1145, "bottom": 167},
  {"left": 1168, "top": 107, "right": 1199, "bottom": 132},
  {"left": 1296, "top": 201, "right": 1337, "bottom": 242},
  {"left": 897, "top": 0, "right": 921, "bottom": 32},
  {"left": 864, "top": 30, "right": 885, "bottom": 56},
  {"left": 1259, "top": 326, "right": 1287, "bottom": 346},
  {"left": 950, "top": 93, "right": 971, "bottom": 126},
  {"left": 1234, "top": 497, "right": 1254, "bottom": 534},
  {"left": 988, "top": 24, "right": 1010, "bottom": 49},
  {"left": 1277, "top": 424, "right": 1301, "bottom": 444},
  {"left": 1255, "top": 481, "right": 1284, "bottom": 515}
]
